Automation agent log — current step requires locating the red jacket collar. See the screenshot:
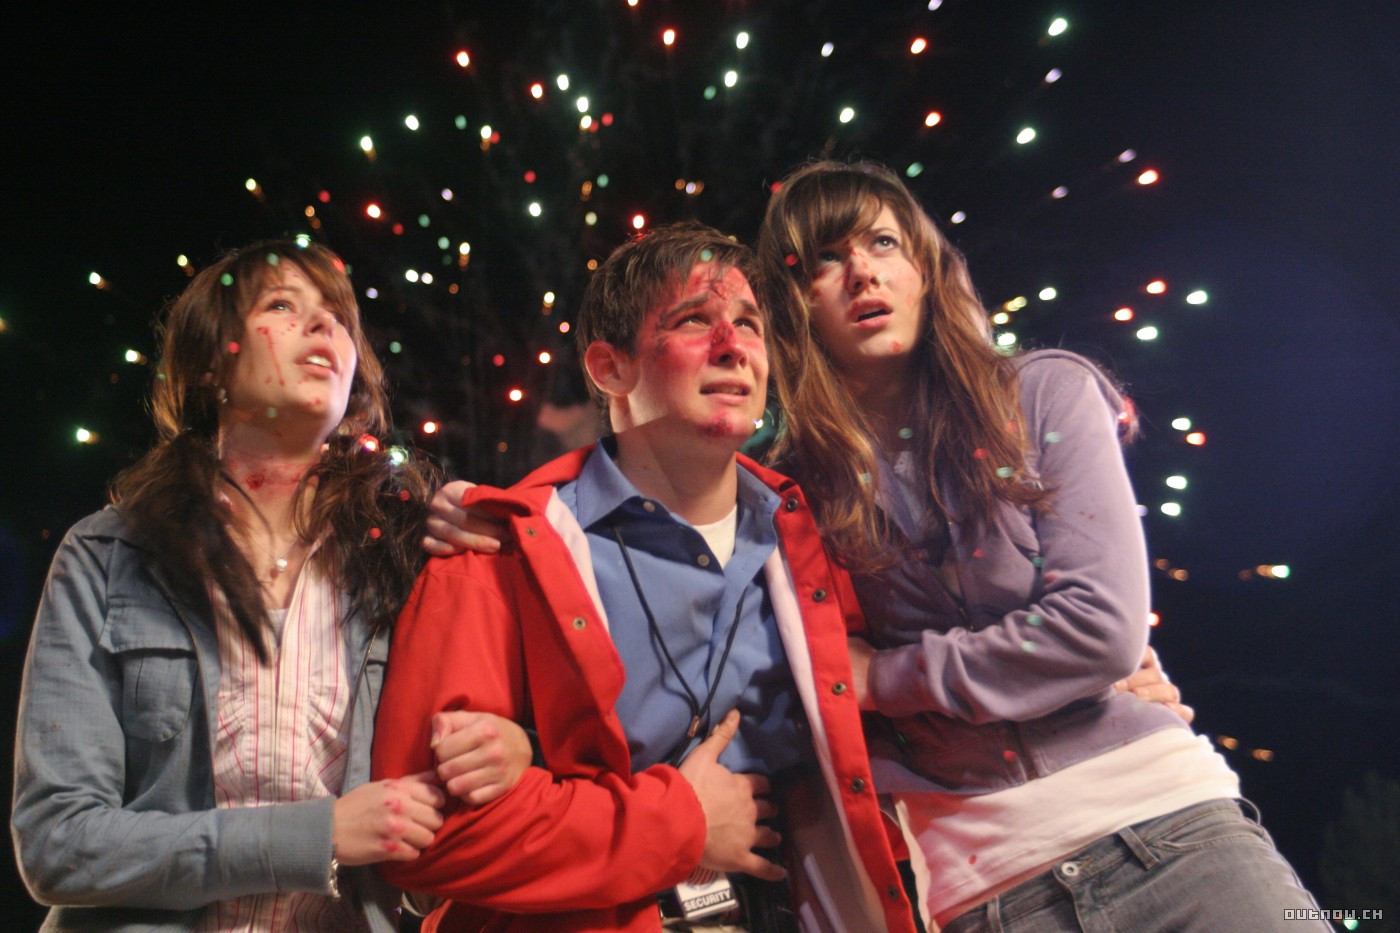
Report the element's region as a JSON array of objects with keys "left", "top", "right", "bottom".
[{"left": 476, "top": 443, "right": 799, "bottom": 507}]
